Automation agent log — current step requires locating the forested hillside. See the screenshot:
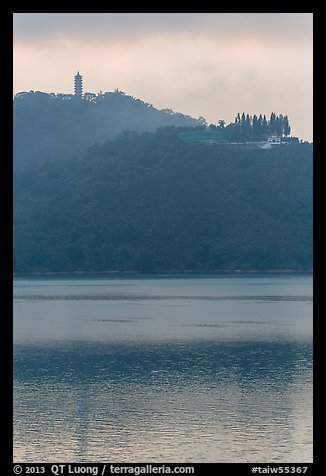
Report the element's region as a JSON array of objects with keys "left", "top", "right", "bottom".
[
  {"left": 13, "top": 127, "right": 312, "bottom": 273},
  {"left": 13, "top": 90, "right": 202, "bottom": 171}
]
